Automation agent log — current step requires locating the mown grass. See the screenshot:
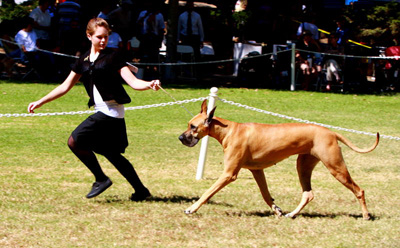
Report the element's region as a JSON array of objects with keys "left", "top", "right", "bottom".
[{"left": 0, "top": 80, "right": 399, "bottom": 247}]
